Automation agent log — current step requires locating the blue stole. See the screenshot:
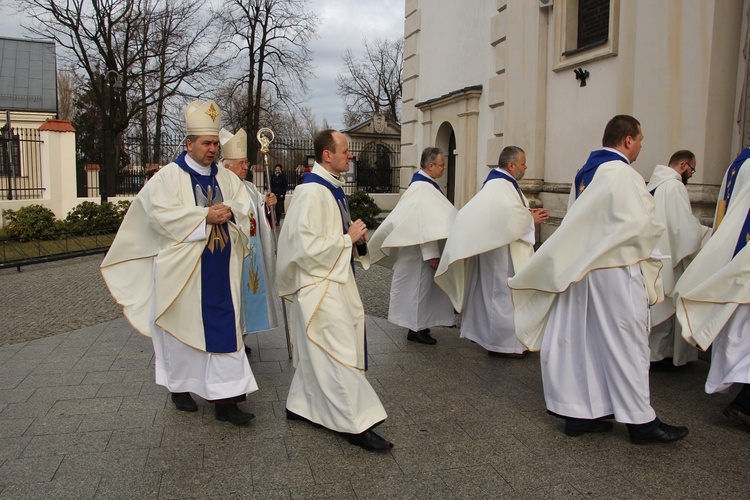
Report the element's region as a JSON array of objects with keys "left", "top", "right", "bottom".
[
  {"left": 483, "top": 169, "right": 526, "bottom": 206},
  {"left": 574, "top": 149, "right": 629, "bottom": 198},
  {"left": 174, "top": 152, "right": 237, "bottom": 353},
  {"left": 302, "top": 172, "right": 351, "bottom": 234},
  {"left": 242, "top": 195, "right": 271, "bottom": 333},
  {"left": 410, "top": 171, "right": 442, "bottom": 191},
  {"left": 722, "top": 148, "right": 750, "bottom": 211},
  {"left": 302, "top": 171, "right": 368, "bottom": 369},
  {"left": 733, "top": 207, "right": 750, "bottom": 258}
]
